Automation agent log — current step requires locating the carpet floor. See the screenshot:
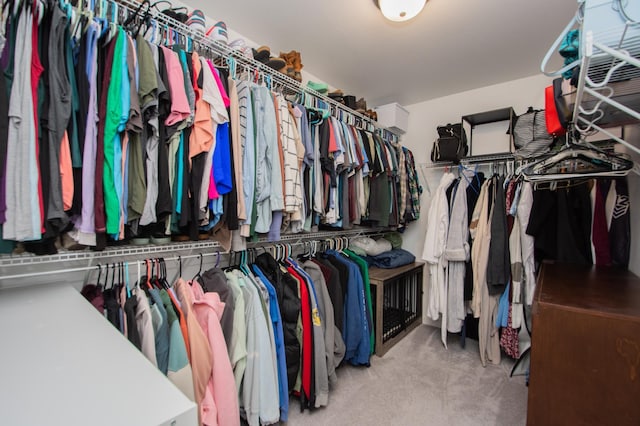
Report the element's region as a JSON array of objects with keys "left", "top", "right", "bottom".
[{"left": 286, "top": 325, "right": 528, "bottom": 426}]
